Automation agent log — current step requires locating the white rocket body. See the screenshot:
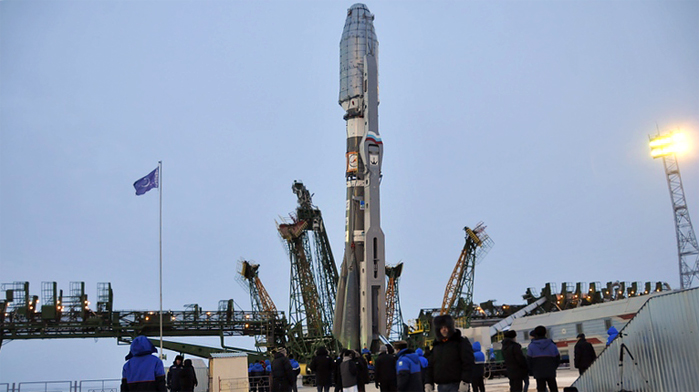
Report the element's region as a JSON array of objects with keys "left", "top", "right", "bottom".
[{"left": 334, "top": 3, "right": 386, "bottom": 352}]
